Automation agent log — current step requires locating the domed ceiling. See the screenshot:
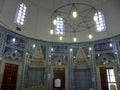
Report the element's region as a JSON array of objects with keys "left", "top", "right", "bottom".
[{"left": 0, "top": 0, "right": 120, "bottom": 43}]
